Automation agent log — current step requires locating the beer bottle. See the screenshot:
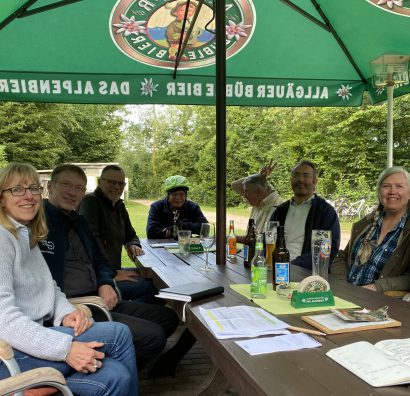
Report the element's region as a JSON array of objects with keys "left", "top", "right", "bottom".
[
  {"left": 172, "top": 210, "right": 181, "bottom": 240},
  {"left": 227, "top": 220, "right": 237, "bottom": 258},
  {"left": 250, "top": 234, "right": 267, "bottom": 299},
  {"left": 243, "top": 218, "right": 256, "bottom": 268},
  {"left": 273, "top": 225, "right": 290, "bottom": 291}
]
